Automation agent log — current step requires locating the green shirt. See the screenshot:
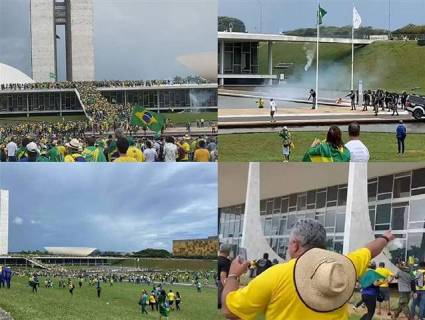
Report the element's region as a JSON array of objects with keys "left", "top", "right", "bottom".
[{"left": 303, "top": 142, "right": 351, "bottom": 162}]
